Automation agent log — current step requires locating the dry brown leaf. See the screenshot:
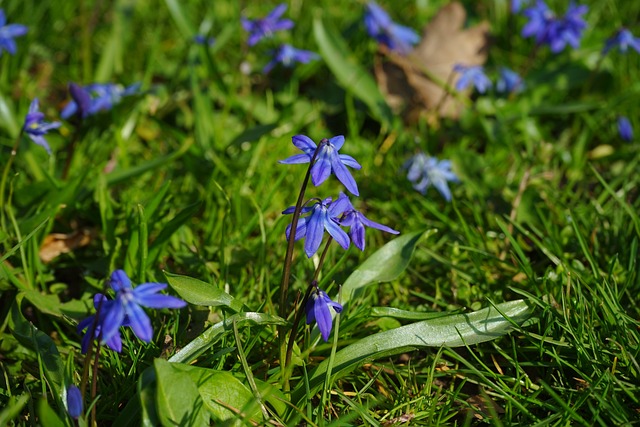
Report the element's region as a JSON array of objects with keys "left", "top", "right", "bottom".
[
  {"left": 39, "top": 229, "right": 94, "bottom": 263},
  {"left": 375, "top": 2, "right": 490, "bottom": 121}
]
